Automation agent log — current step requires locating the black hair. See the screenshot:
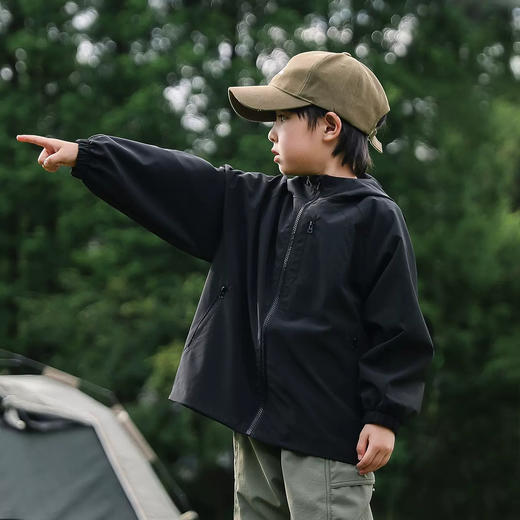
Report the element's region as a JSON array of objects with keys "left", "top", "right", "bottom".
[{"left": 289, "top": 105, "right": 387, "bottom": 177}]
